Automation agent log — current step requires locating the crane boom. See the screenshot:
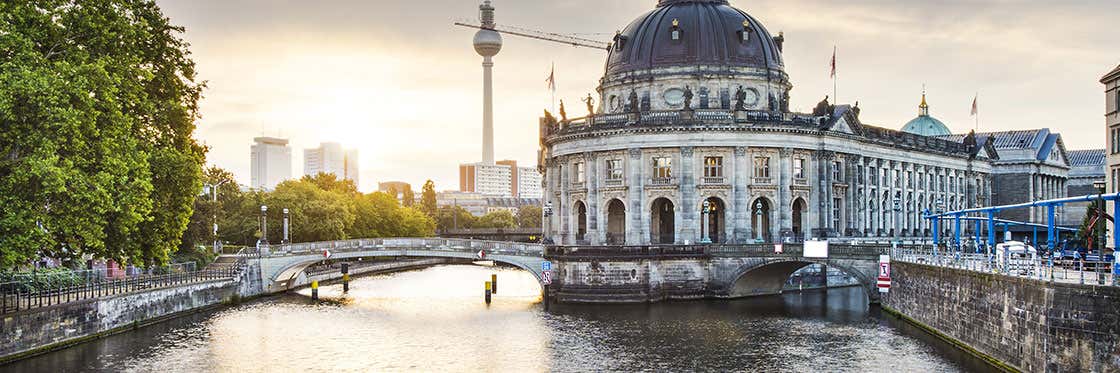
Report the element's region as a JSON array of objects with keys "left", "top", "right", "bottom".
[{"left": 455, "top": 22, "right": 611, "bottom": 51}]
